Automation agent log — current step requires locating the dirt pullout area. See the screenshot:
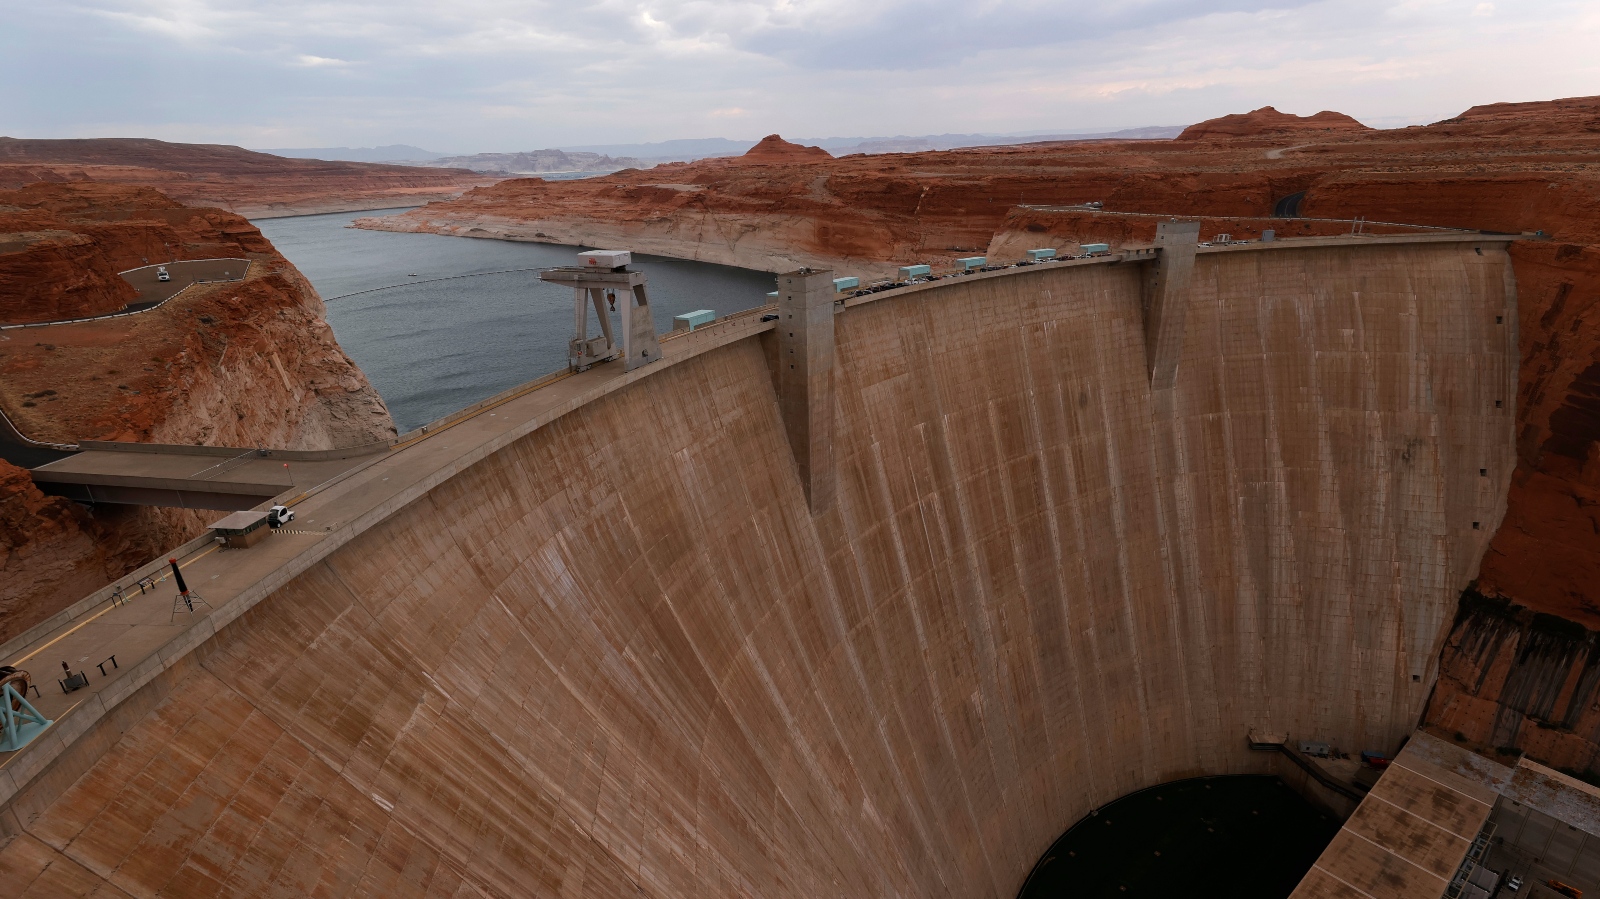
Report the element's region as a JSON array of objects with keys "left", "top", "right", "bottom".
[
  {"left": 0, "top": 136, "right": 503, "bottom": 218},
  {"left": 0, "top": 182, "right": 396, "bottom": 643},
  {"left": 363, "top": 97, "right": 1600, "bottom": 628}
]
